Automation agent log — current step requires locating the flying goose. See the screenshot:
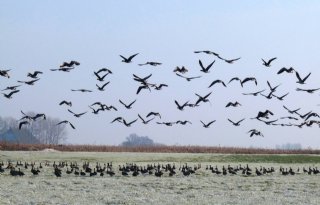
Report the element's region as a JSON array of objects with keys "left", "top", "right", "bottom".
[
  {"left": 17, "top": 78, "right": 40, "bottom": 85},
  {"left": 267, "top": 81, "right": 281, "bottom": 92},
  {"left": 262, "top": 57, "right": 277, "bottom": 67},
  {"left": 223, "top": 57, "right": 241, "bottom": 64},
  {"left": 2, "top": 85, "right": 21, "bottom": 91},
  {"left": 50, "top": 67, "right": 74, "bottom": 72},
  {"left": 59, "top": 100, "right": 72, "bottom": 107},
  {"left": 227, "top": 118, "right": 245, "bottom": 126},
  {"left": 195, "top": 92, "right": 212, "bottom": 106},
  {"left": 242, "top": 89, "right": 265, "bottom": 96},
  {"left": 94, "top": 72, "right": 109, "bottom": 82},
  {"left": 272, "top": 93, "right": 289, "bottom": 101},
  {"left": 60, "top": 61, "right": 80, "bottom": 68},
  {"left": 96, "top": 82, "right": 110, "bottom": 91},
  {"left": 176, "top": 120, "right": 192, "bottom": 125},
  {"left": 146, "top": 112, "right": 161, "bottom": 119},
  {"left": 119, "top": 99, "right": 136, "bottom": 109},
  {"left": 57, "top": 120, "right": 75, "bottom": 129},
  {"left": 27, "top": 71, "right": 43, "bottom": 79},
  {"left": 96, "top": 68, "right": 112, "bottom": 74},
  {"left": 174, "top": 100, "right": 189, "bottom": 111},
  {"left": 277, "top": 67, "right": 295, "bottom": 74},
  {"left": 295, "top": 71, "right": 311, "bottom": 84},
  {"left": 173, "top": 66, "right": 188, "bottom": 74},
  {"left": 71, "top": 89, "right": 92, "bottom": 92},
  {"left": 241, "top": 77, "right": 257, "bottom": 87},
  {"left": 247, "top": 129, "right": 264, "bottom": 137},
  {"left": 120, "top": 53, "right": 139, "bottom": 63},
  {"left": 200, "top": 120, "right": 216, "bottom": 128},
  {"left": 123, "top": 119, "right": 138, "bottom": 127},
  {"left": 199, "top": 60, "right": 215, "bottom": 73},
  {"left": 0, "top": 69, "right": 10, "bottom": 78},
  {"left": 138, "top": 114, "right": 154, "bottom": 124},
  {"left": 2, "top": 90, "right": 20, "bottom": 99},
  {"left": 68, "top": 109, "right": 87, "bottom": 118},
  {"left": 225, "top": 101, "right": 241, "bottom": 107},
  {"left": 283, "top": 105, "right": 300, "bottom": 114},
  {"left": 208, "top": 80, "right": 226, "bottom": 88},
  {"left": 138, "top": 62, "right": 162, "bottom": 66},
  {"left": 176, "top": 73, "right": 201, "bottom": 81},
  {"left": 296, "top": 88, "right": 320, "bottom": 93},
  {"left": 19, "top": 121, "right": 30, "bottom": 130}
]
